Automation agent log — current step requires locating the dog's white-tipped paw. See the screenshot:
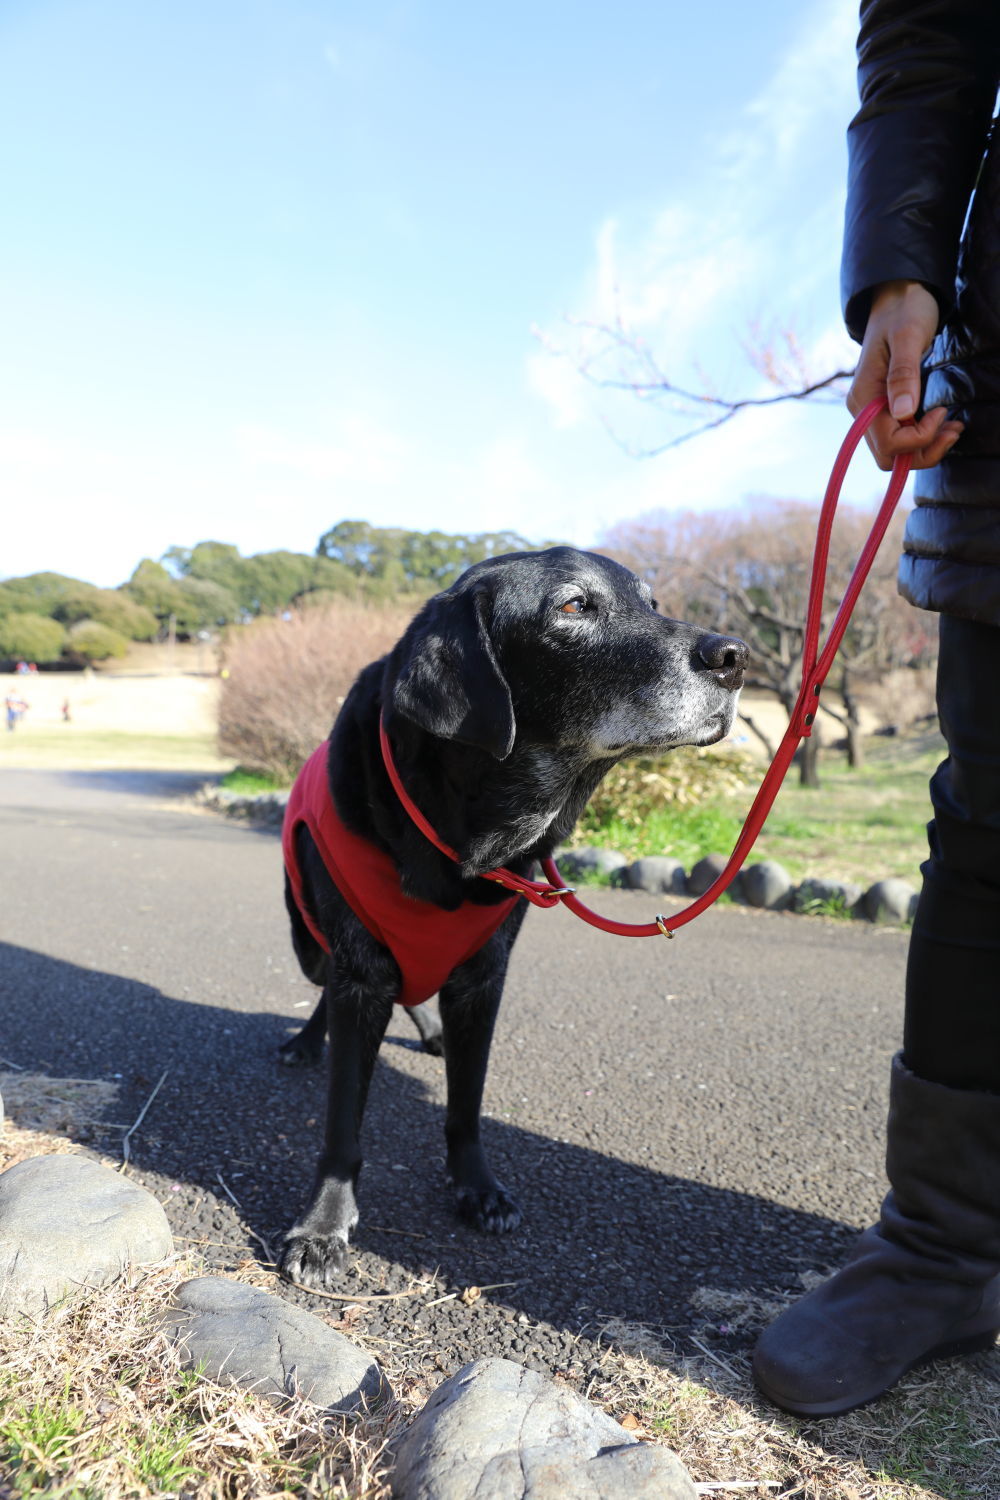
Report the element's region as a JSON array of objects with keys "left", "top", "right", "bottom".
[{"left": 280, "top": 1232, "right": 349, "bottom": 1289}]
